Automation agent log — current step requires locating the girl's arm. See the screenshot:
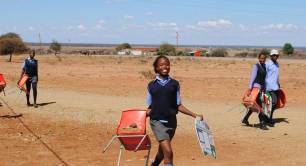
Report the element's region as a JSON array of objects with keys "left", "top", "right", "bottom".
[
  {"left": 178, "top": 104, "right": 203, "bottom": 120},
  {"left": 20, "top": 69, "right": 25, "bottom": 78},
  {"left": 36, "top": 61, "right": 38, "bottom": 82},
  {"left": 146, "top": 108, "right": 151, "bottom": 117},
  {"left": 19, "top": 62, "right": 26, "bottom": 83},
  {"left": 249, "top": 65, "right": 257, "bottom": 90}
]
